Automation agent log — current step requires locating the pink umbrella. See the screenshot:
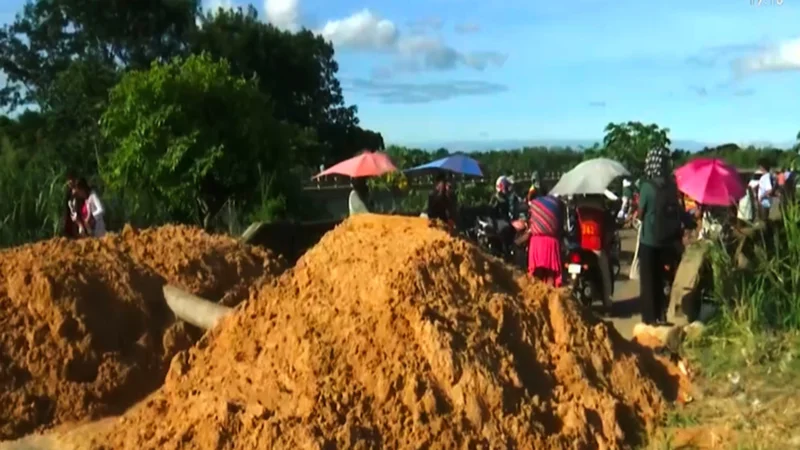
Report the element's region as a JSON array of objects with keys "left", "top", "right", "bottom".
[
  {"left": 313, "top": 150, "right": 397, "bottom": 179},
  {"left": 674, "top": 158, "right": 745, "bottom": 206}
]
